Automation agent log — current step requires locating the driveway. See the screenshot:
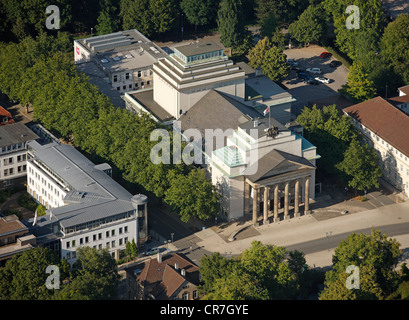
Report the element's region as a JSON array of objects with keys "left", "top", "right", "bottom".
[{"left": 282, "top": 45, "right": 350, "bottom": 116}]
